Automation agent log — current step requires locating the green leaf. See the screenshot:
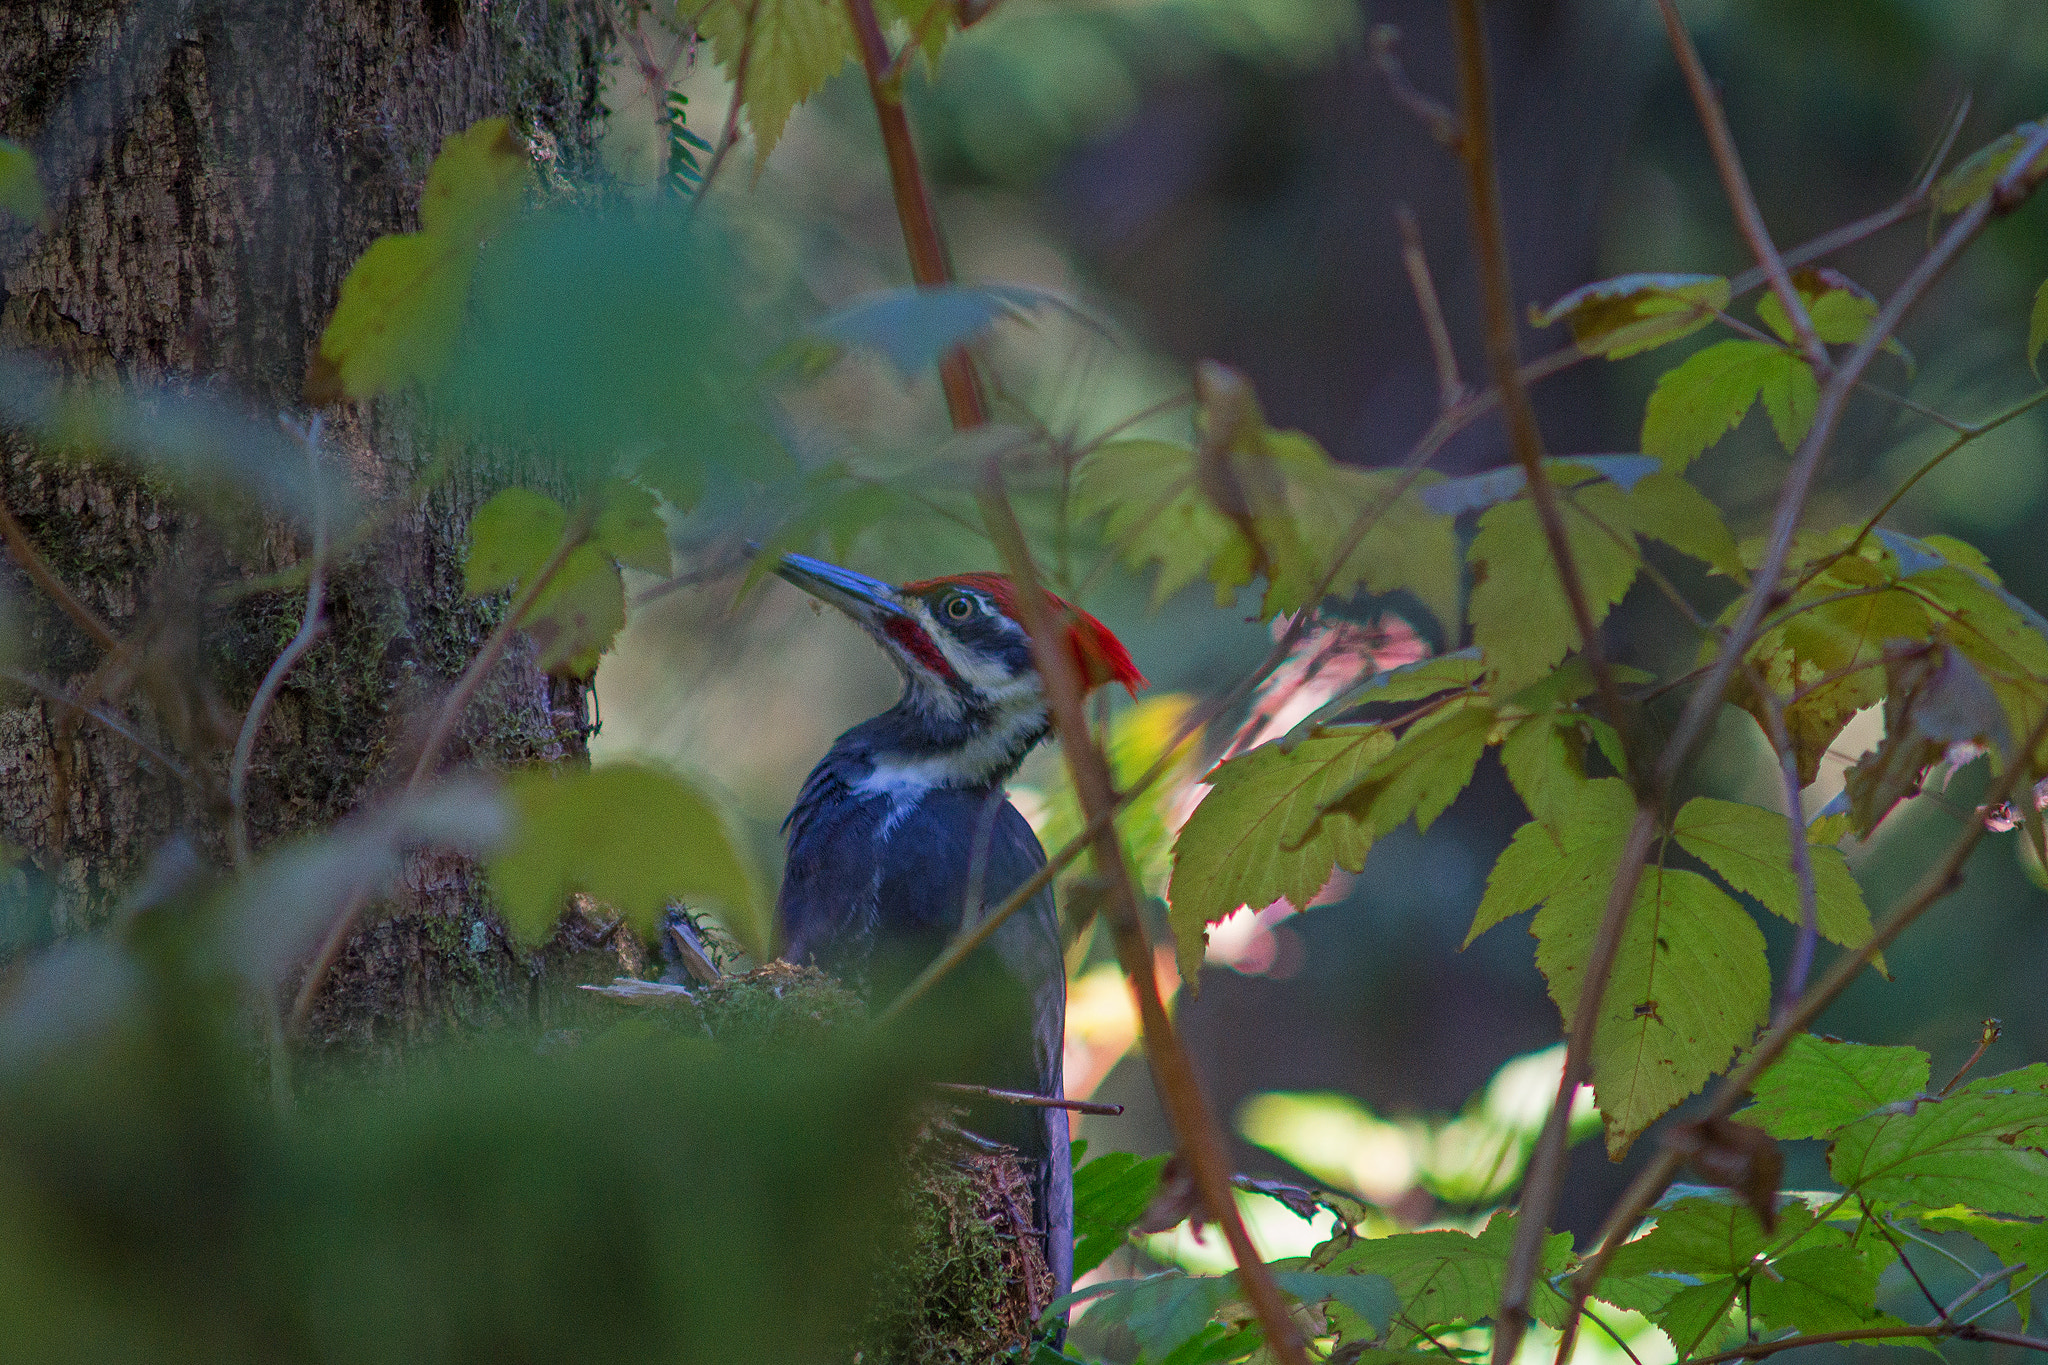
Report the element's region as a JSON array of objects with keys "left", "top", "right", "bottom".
[
  {"left": 464, "top": 487, "right": 651, "bottom": 678},
  {"left": 1623, "top": 471, "right": 1744, "bottom": 579},
  {"left": 1641, "top": 339, "right": 1818, "bottom": 471},
  {"left": 1751, "top": 1244, "right": 1899, "bottom": 1337},
  {"left": 1830, "top": 1064, "right": 2048, "bottom": 1214},
  {"left": 697, "top": 0, "right": 859, "bottom": 173},
  {"left": 1497, "top": 713, "right": 1595, "bottom": 826},
  {"left": 1040, "top": 695, "right": 1203, "bottom": 900},
  {"left": 524, "top": 543, "right": 627, "bottom": 678},
  {"left": 1166, "top": 727, "right": 1391, "bottom": 989},
  {"left": 465, "top": 488, "right": 570, "bottom": 595},
  {"left": 1269, "top": 1270, "right": 1400, "bottom": 1336},
  {"left": 1314, "top": 700, "right": 1495, "bottom": 839},
  {"left": 489, "top": 763, "right": 759, "bottom": 947},
  {"left": 1606, "top": 1195, "right": 1814, "bottom": 1278},
  {"left": 308, "top": 118, "right": 529, "bottom": 402},
  {"left": 1321, "top": 1212, "right": 1573, "bottom": 1340},
  {"left": 1917, "top": 1208, "right": 2048, "bottom": 1330},
  {"left": 1756, "top": 267, "right": 1882, "bottom": 347},
  {"left": 1671, "top": 797, "right": 1876, "bottom": 956},
  {"left": 1531, "top": 273, "right": 1730, "bottom": 360},
  {"left": 1466, "top": 777, "right": 1637, "bottom": 945},
  {"left": 1738, "top": 1034, "right": 1929, "bottom": 1140},
  {"left": 1071, "top": 1148, "right": 1169, "bottom": 1278},
  {"left": 1935, "top": 119, "right": 2048, "bottom": 213},
  {"left": 1467, "top": 481, "right": 1642, "bottom": 694},
  {"left": 2030, "top": 279, "right": 2048, "bottom": 378},
  {"left": 1055, "top": 1273, "right": 1240, "bottom": 1361},
  {"left": 1649, "top": 1278, "right": 1743, "bottom": 1356},
  {"left": 593, "top": 480, "right": 672, "bottom": 576},
  {"left": 0, "top": 138, "right": 45, "bottom": 224}
]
